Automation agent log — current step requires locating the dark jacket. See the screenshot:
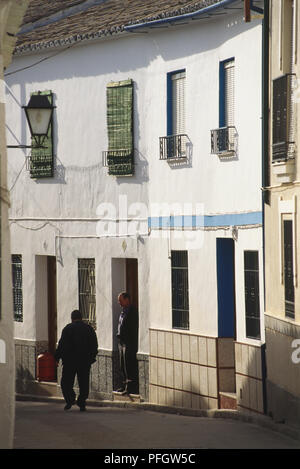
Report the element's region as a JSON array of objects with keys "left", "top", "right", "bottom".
[
  {"left": 55, "top": 320, "right": 98, "bottom": 365},
  {"left": 117, "top": 304, "right": 138, "bottom": 351}
]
